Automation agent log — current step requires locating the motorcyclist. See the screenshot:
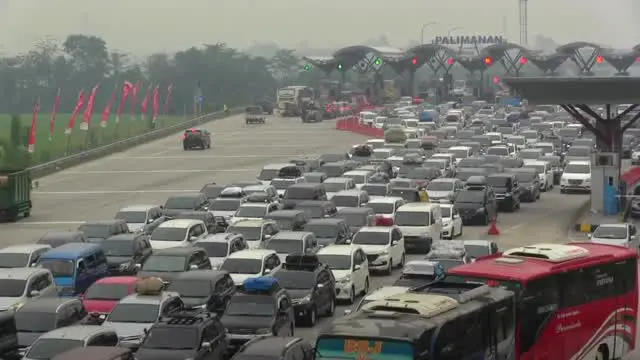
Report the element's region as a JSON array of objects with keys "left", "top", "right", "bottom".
[{"left": 223, "top": 104, "right": 229, "bottom": 114}]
